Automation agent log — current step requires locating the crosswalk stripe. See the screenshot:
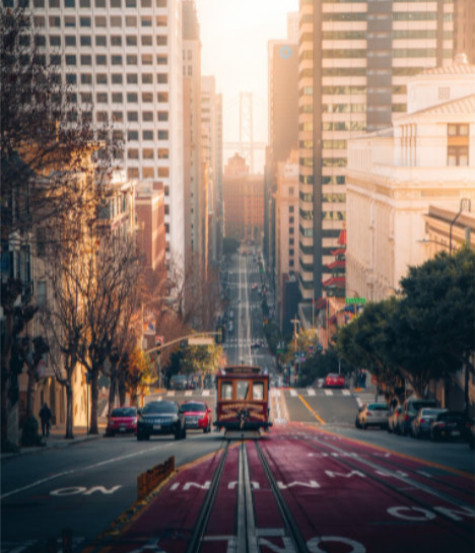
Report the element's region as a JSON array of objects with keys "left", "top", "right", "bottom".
[
  {"left": 290, "top": 390, "right": 297, "bottom": 397},
  {"left": 342, "top": 390, "right": 350, "bottom": 396},
  {"left": 307, "top": 389, "right": 316, "bottom": 396},
  {"left": 324, "top": 390, "right": 333, "bottom": 396},
  {"left": 185, "top": 390, "right": 192, "bottom": 396},
  {"left": 202, "top": 390, "right": 210, "bottom": 396}
]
